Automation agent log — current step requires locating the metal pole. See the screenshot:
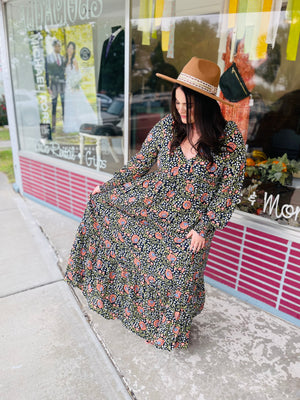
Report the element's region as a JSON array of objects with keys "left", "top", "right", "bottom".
[
  {"left": 0, "top": 0, "right": 23, "bottom": 193},
  {"left": 123, "top": 0, "right": 131, "bottom": 164}
]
